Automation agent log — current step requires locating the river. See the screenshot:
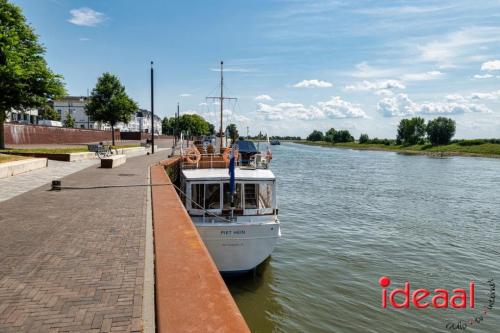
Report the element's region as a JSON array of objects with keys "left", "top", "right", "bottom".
[{"left": 225, "top": 142, "right": 500, "bottom": 333}]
